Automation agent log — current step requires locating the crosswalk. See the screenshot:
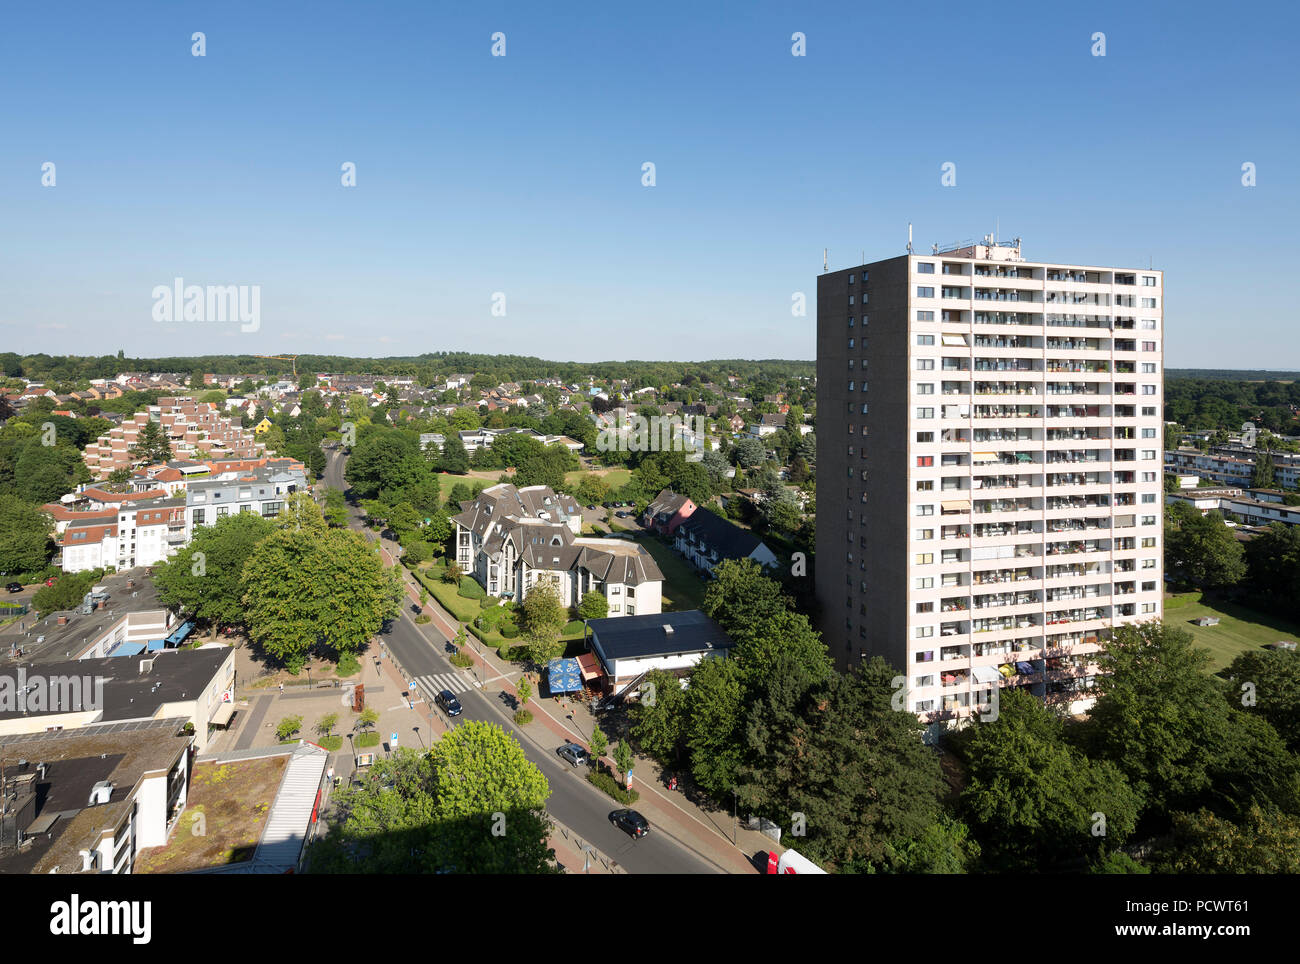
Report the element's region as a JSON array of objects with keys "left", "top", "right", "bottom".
[{"left": 413, "top": 672, "right": 476, "bottom": 698}]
